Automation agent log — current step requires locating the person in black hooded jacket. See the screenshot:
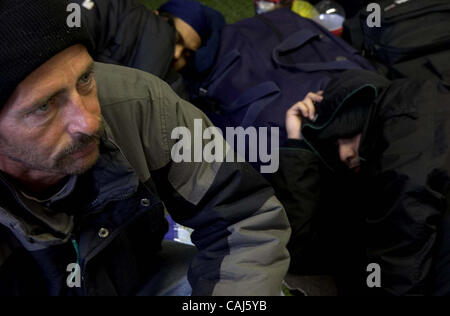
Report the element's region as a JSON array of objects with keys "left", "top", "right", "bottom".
[
  {"left": 272, "top": 69, "right": 450, "bottom": 296},
  {"left": 75, "top": 0, "right": 225, "bottom": 99}
]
